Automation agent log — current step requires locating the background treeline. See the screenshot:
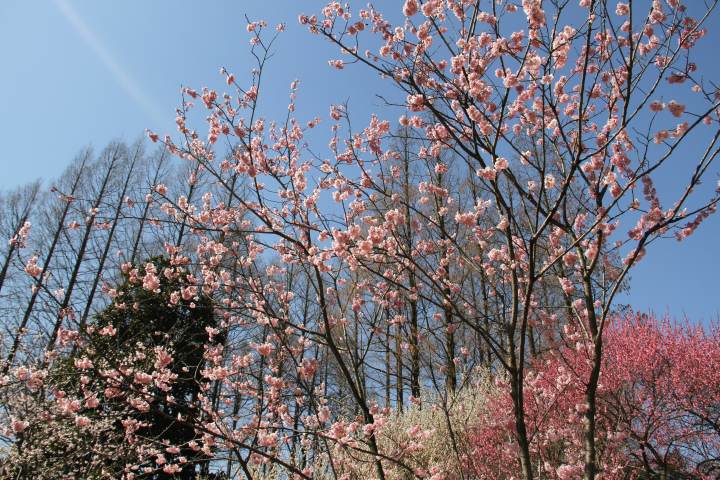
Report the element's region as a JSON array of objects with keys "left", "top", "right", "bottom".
[{"left": 0, "top": 139, "right": 202, "bottom": 372}]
